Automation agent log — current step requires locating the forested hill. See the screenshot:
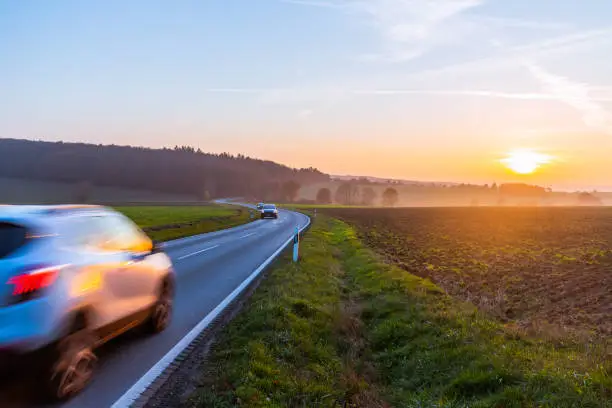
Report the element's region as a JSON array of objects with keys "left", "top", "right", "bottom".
[{"left": 0, "top": 139, "right": 329, "bottom": 200}]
